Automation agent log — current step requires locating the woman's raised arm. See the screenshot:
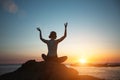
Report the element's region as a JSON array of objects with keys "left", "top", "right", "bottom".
[
  {"left": 57, "top": 22, "right": 68, "bottom": 43},
  {"left": 37, "top": 28, "right": 48, "bottom": 43}
]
